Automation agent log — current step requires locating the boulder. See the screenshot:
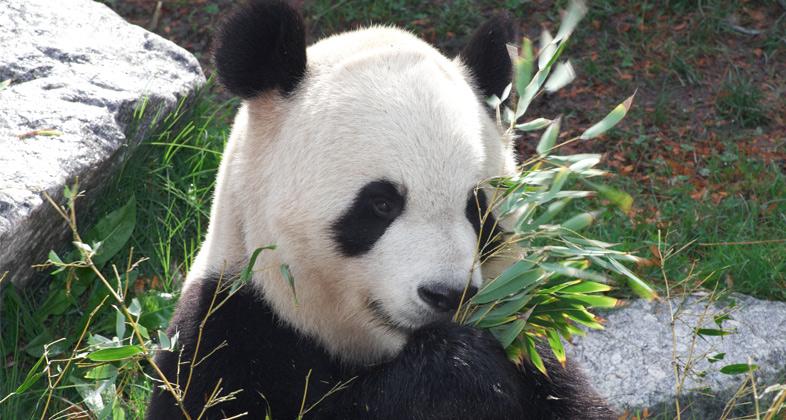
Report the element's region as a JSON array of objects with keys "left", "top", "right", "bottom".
[
  {"left": 569, "top": 293, "right": 786, "bottom": 417},
  {"left": 0, "top": 0, "right": 205, "bottom": 287}
]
